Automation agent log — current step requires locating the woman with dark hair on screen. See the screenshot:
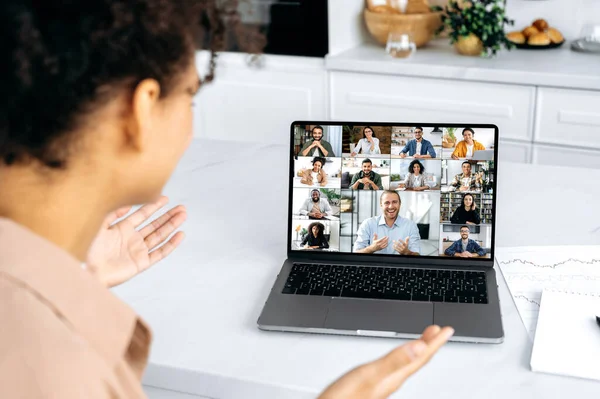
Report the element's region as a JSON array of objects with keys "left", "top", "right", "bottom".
[
  {"left": 350, "top": 125, "right": 381, "bottom": 156},
  {"left": 451, "top": 127, "right": 486, "bottom": 160},
  {"left": 301, "top": 222, "right": 330, "bottom": 249},
  {"left": 450, "top": 193, "right": 481, "bottom": 225},
  {"left": 300, "top": 156, "right": 328, "bottom": 187},
  {"left": 0, "top": 1, "right": 452, "bottom": 397},
  {"left": 397, "top": 160, "right": 429, "bottom": 191}
]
